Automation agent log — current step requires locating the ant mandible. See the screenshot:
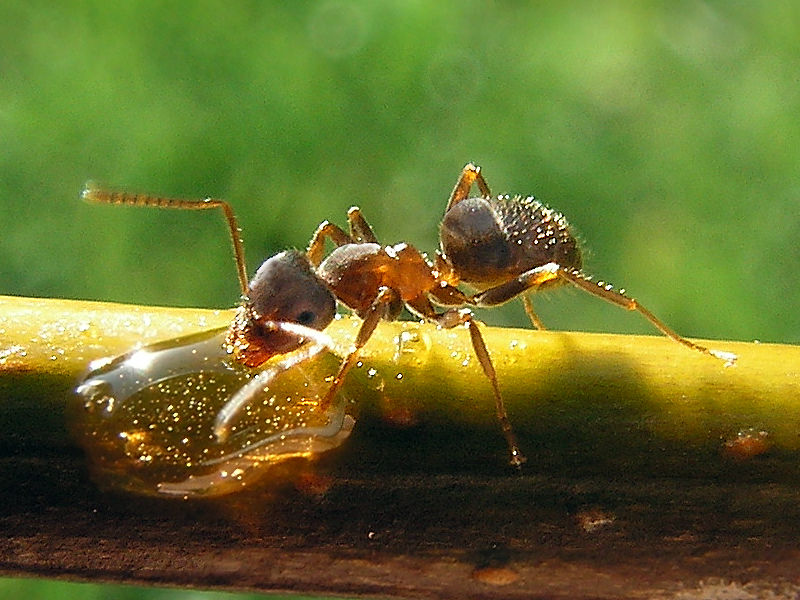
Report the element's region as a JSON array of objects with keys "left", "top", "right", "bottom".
[{"left": 83, "top": 164, "right": 734, "bottom": 471}]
